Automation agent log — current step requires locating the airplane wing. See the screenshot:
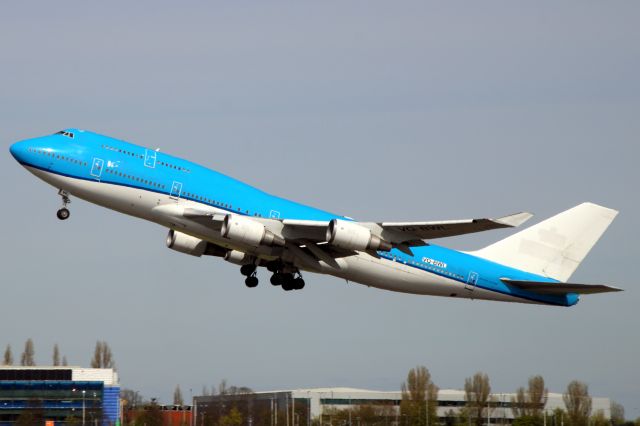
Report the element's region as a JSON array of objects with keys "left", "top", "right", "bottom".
[
  {"left": 365, "top": 211, "right": 533, "bottom": 245},
  {"left": 166, "top": 206, "right": 532, "bottom": 256},
  {"left": 501, "top": 279, "right": 623, "bottom": 295}
]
